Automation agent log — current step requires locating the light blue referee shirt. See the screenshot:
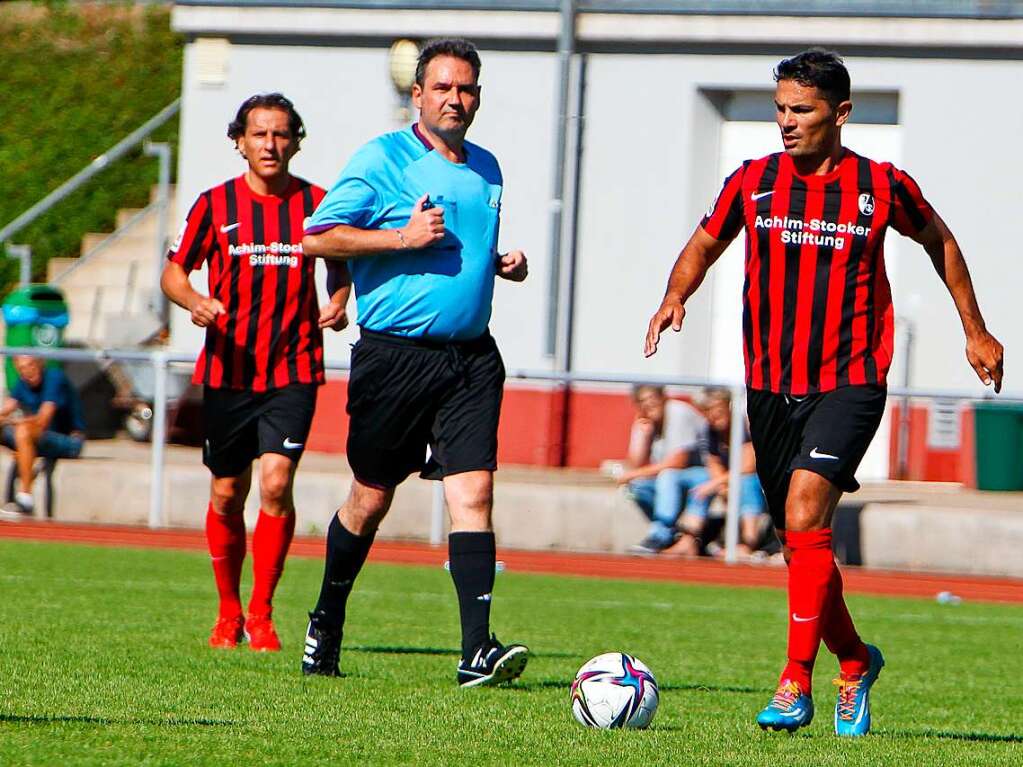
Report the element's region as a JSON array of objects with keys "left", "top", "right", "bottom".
[{"left": 307, "top": 125, "right": 503, "bottom": 341}]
